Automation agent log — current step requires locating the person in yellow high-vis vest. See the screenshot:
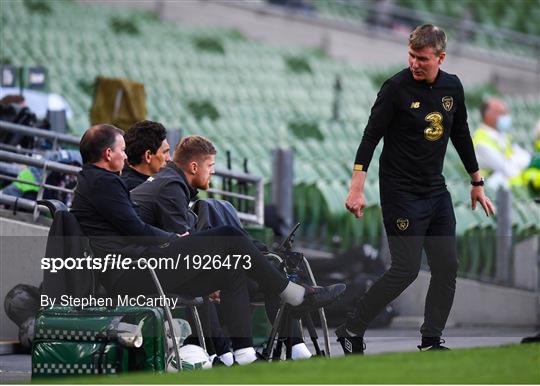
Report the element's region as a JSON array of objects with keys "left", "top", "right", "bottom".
[
  {"left": 1, "top": 166, "right": 41, "bottom": 200},
  {"left": 472, "top": 98, "right": 531, "bottom": 189},
  {"left": 522, "top": 120, "right": 540, "bottom": 195}
]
